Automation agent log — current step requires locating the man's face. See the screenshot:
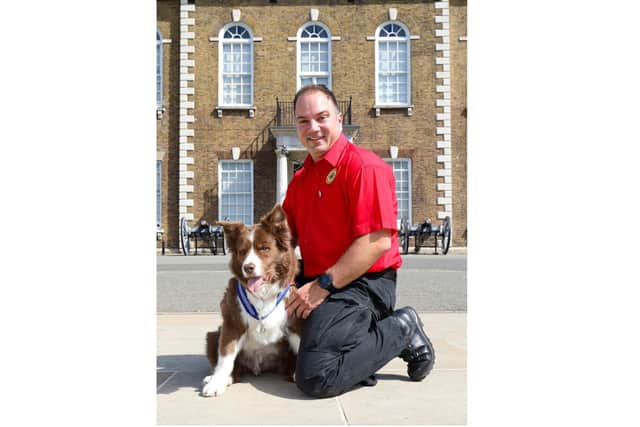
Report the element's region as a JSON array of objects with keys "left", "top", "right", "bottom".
[{"left": 294, "top": 90, "right": 343, "bottom": 162}]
